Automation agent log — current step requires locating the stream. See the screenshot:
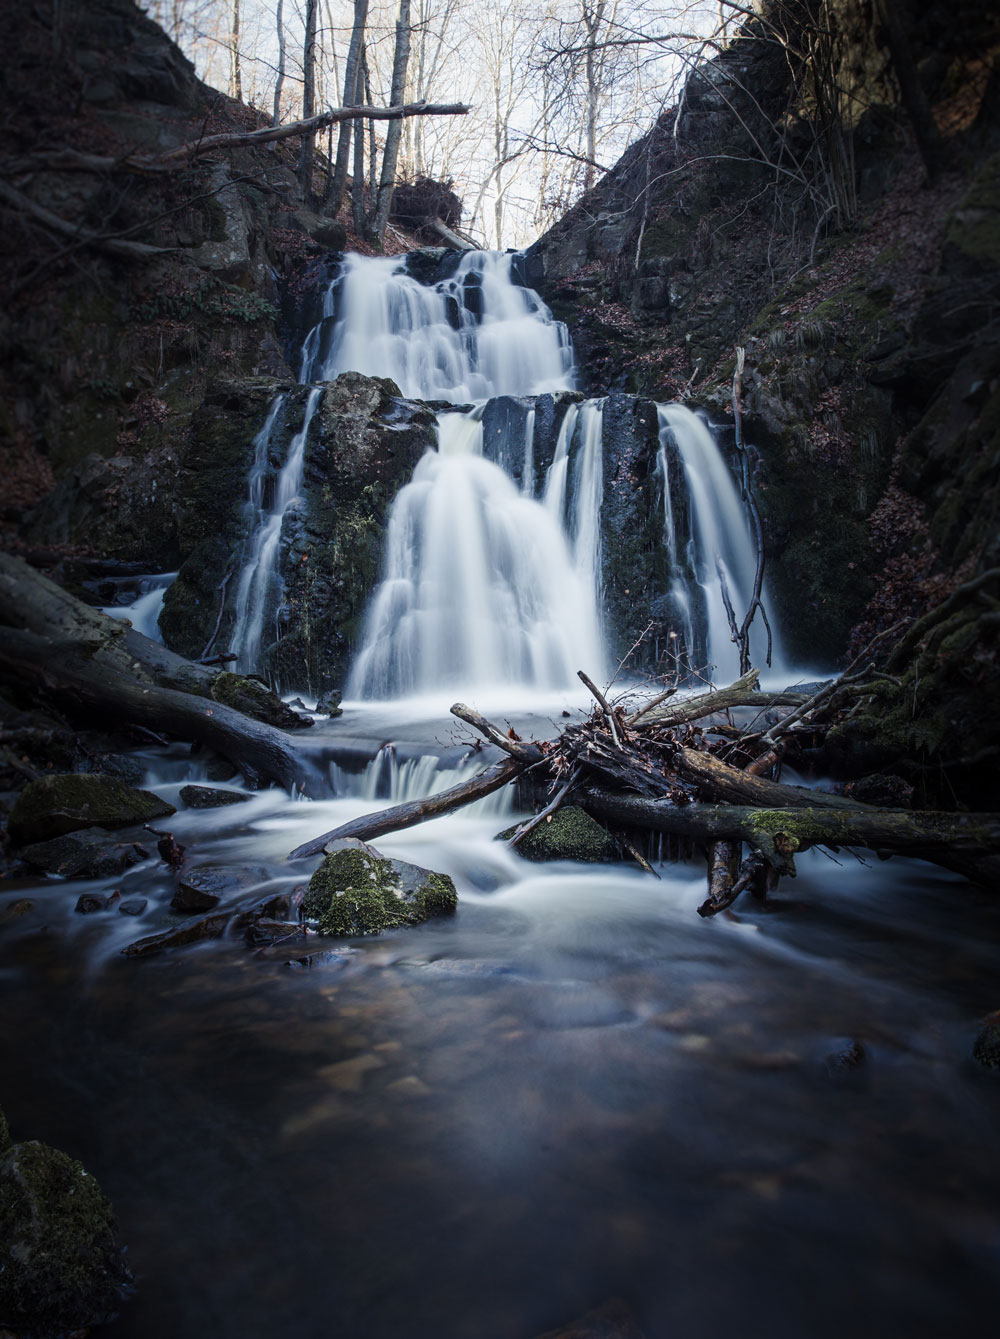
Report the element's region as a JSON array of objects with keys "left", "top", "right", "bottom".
[{"left": 4, "top": 248, "right": 1000, "bottom": 1335}]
